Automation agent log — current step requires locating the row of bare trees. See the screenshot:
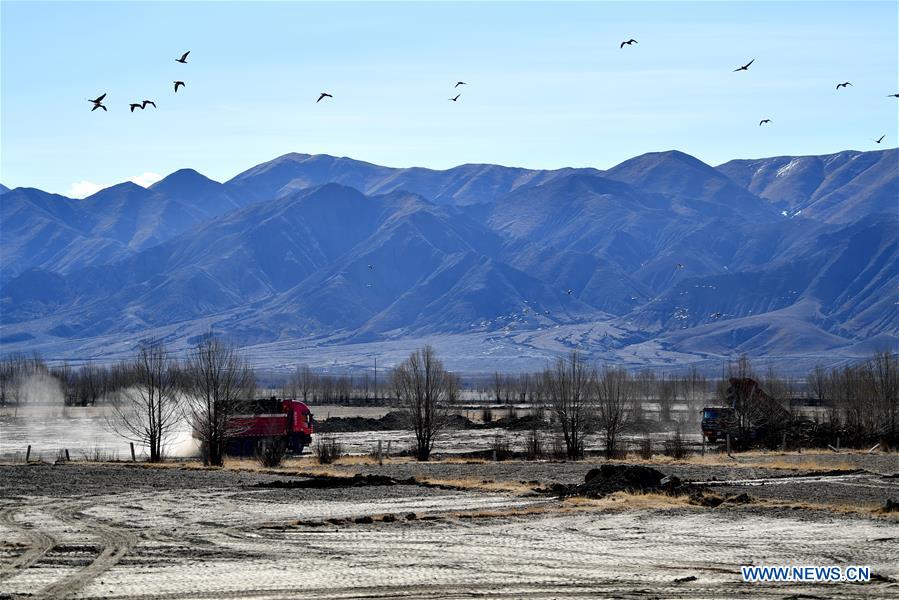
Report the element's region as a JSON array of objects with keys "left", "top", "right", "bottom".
[
  {"left": 3, "top": 343, "right": 896, "bottom": 462},
  {"left": 281, "top": 365, "right": 389, "bottom": 404},
  {"left": 389, "top": 350, "right": 633, "bottom": 461},
  {"left": 482, "top": 366, "right": 708, "bottom": 426},
  {"left": 0, "top": 354, "right": 135, "bottom": 409},
  {"left": 804, "top": 351, "right": 897, "bottom": 445},
  {"left": 399, "top": 349, "right": 898, "bottom": 460}
]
